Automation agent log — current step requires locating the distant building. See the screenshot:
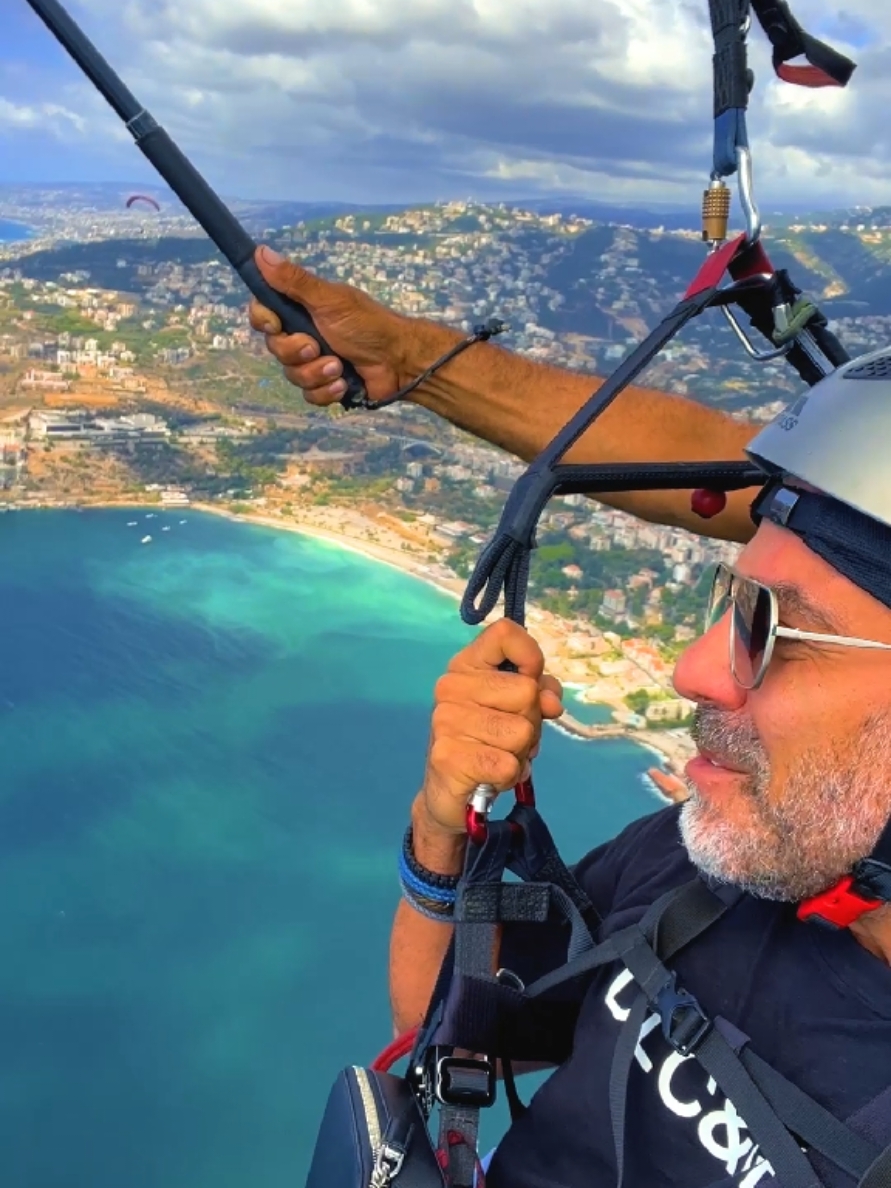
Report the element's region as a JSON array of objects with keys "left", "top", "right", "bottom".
[
  {"left": 301, "top": 448, "right": 363, "bottom": 475},
  {"left": 645, "top": 699, "right": 693, "bottom": 723},
  {"left": 602, "top": 589, "right": 627, "bottom": 616},
  {"left": 160, "top": 489, "right": 190, "bottom": 506},
  {"left": 22, "top": 371, "right": 71, "bottom": 393}
]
